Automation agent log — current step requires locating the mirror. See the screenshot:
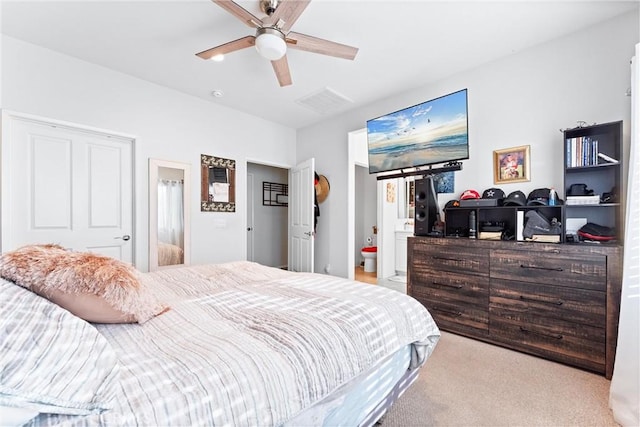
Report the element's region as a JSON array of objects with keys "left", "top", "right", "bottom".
[
  {"left": 149, "top": 158, "right": 191, "bottom": 271},
  {"left": 201, "top": 154, "right": 236, "bottom": 212}
]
